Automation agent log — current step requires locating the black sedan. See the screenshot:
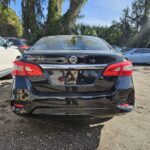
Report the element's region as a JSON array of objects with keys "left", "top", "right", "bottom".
[{"left": 11, "top": 35, "right": 135, "bottom": 119}]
